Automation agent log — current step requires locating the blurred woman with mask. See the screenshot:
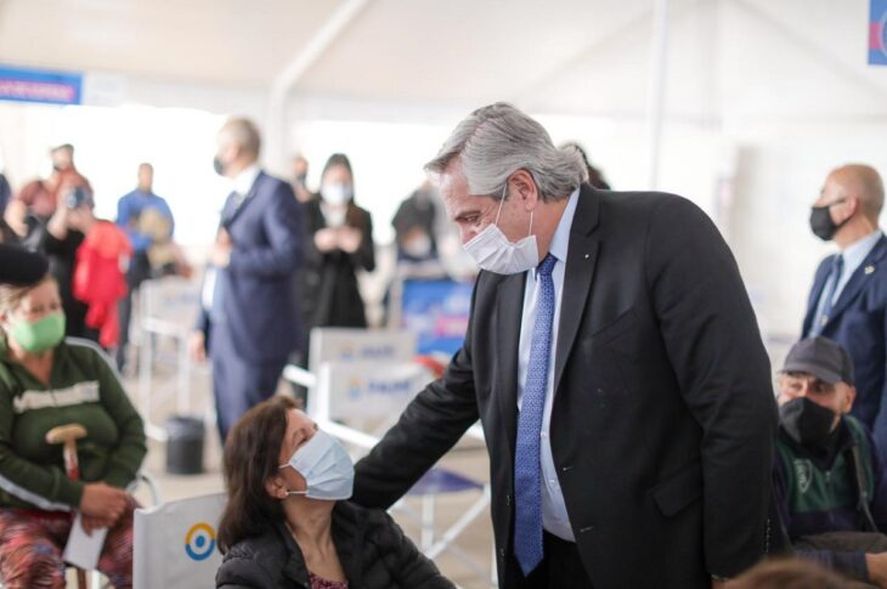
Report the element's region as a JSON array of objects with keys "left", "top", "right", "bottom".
[
  {"left": 215, "top": 396, "right": 452, "bottom": 589},
  {"left": 299, "top": 154, "right": 375, "bottom": 334},
  {"left": 0, "top": 273, "right": 146, "bottom": 589}
]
